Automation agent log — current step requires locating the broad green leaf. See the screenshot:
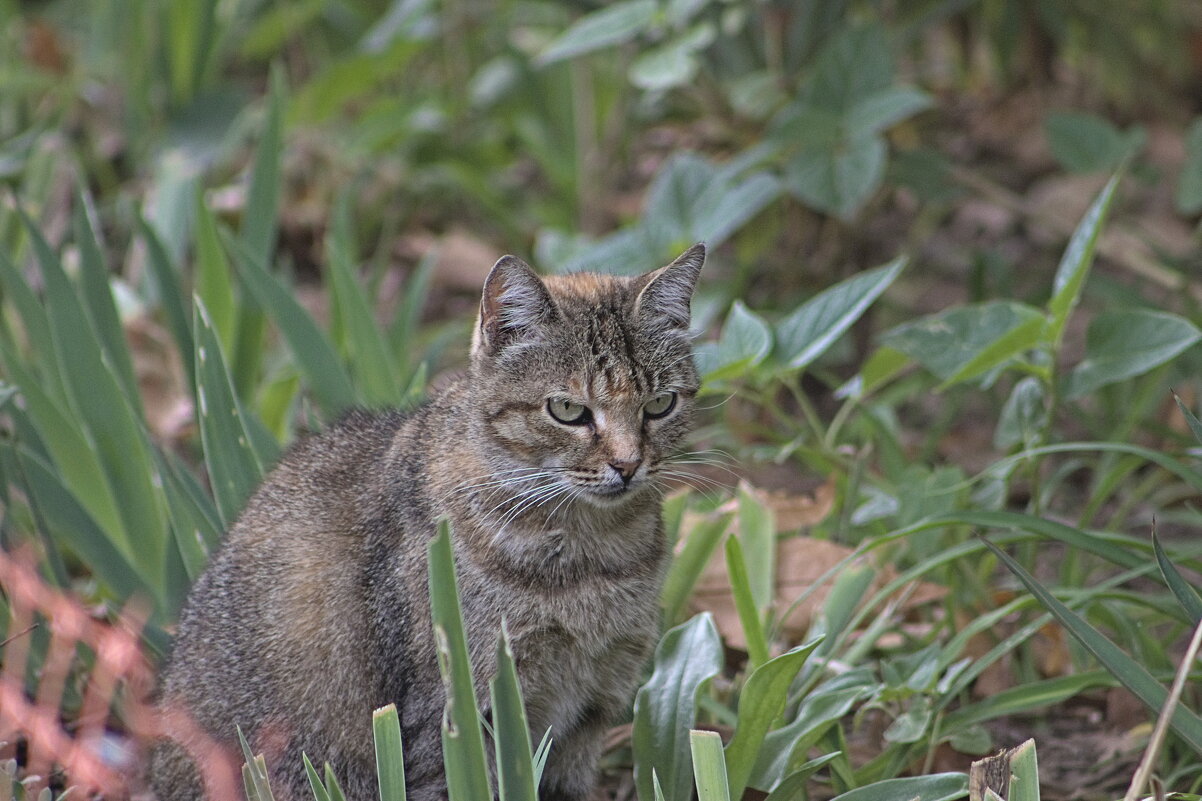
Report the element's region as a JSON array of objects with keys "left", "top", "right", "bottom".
[
  {"left": 784, "top": 132, "right": 886, "bottom": 220},
  {"left": 1045, "top": 112, "right": 1143, "bottom": 173},
  {"left": 1063, "top": 309, "right": 1201, "bottom": 399},
  {"left": 777, "top": 257, "right": 906, "bottom": 370},
  {"left": 1047, "top": 173, "right": 1121, "bottom": 344},
  {"left": 629, "top": 23, "right": 714, "bottom": 91},
  {"left": 633, "top": 613, "right": 724, "bottom": 801},
  {"left": 846, "top": 87, "right": 932, "bottom": 136},
  {"left": 1153, "top": 533, "right": 1202, "bottom": 625},
  {"left": 491, "top": 625, "right": 537, "bottom": 801},
  {"left": 724, "top": 641, "right": 820, "bottom": 800},
  {"left": 828, "top": 773, "right": 968, "bottom": 801},
  {"left": 881, "top": 300, "right": 1043, "bottom": 382},
  {"left": 994, "top": 377, "right": 1047, "bottom": 450},
  {"left": 1176, "top": 118, "right": 1202, "bottom": 215},
  {"left": 227, "top": 235, "right": 358, "bottom": 415},
  {"left": 936, "top": 313, "right": 1047, "bottom": 389},
  {"left": 703, "top": 302, "right": 772, "bottom": 382},
  {"left": 985, "top": 540, "right": 1202, "bottom": 753},
  {"left": 690, "top": 730, "right": 730, "bottom": 801},
  {"left": 373, "top": 705, "right": 407, "bottom": 801},
  {"left": 661, "top": 511, "right": 730, "bottom": 625},
  {"left": 195, "top": 299, "right": 266, "bottom": 527},
  {"left": 428, "top": 519, "right": 493, "bottom": 801},
  {"left": 804, "top": 24, "right": 893, "bottom": 113},
  {"left": 836, "top": 346, "right": 909, "bottom": 400},
  {"left": 724, "top": 536, "right": 769, "bottom": 669},
  {"left": 536, "top": 0, "right": 658, "bottom": 65}
]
